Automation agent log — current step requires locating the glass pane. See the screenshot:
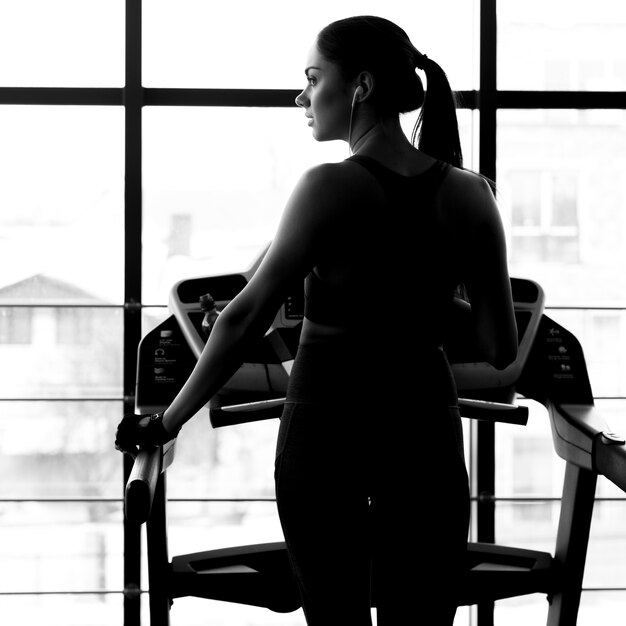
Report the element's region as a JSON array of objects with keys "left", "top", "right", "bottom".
[
  {"left": 495, "top": 501, "right": 560, "bottom": 554},
  {"left": 0, "top": 107, "right": 125, "bottom": 304},
  {"left": 497, "top": 110, "right": 626, "bottom": 308},
  {"left": 0, "top": 502, "right": 123, "bottom": 593},
  {"left": 498, "top": 0, "right": 626, "bottom": 91},
  {"left": 586, "top": 500, "right": 626, "bottom": 588},
  {"left": 578, "top": 592, "right": 626, "bottom": 626},
  {"left": 0, "top": 0, "right": 124, "bottom": 87},
  {"left": 492, "top": 591, "right": 626, "bottom": 626},
  {"left": 143, "top": 1, "right": 477, "bottom": 90},
  {"left": 166, "top": 408, "right": 279, "bottom": 499},
  {"left": 0, "top": 401, "right": 123, "bottom": 498},
  {"left": 0, "top": 594, "right": 122, "bottom": 626},
  {"left": 167, "top": 501, "right": 283, "bottom": 556},
  {"left": 0, "top": 309, "right": 123, "bottom": 399}
]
